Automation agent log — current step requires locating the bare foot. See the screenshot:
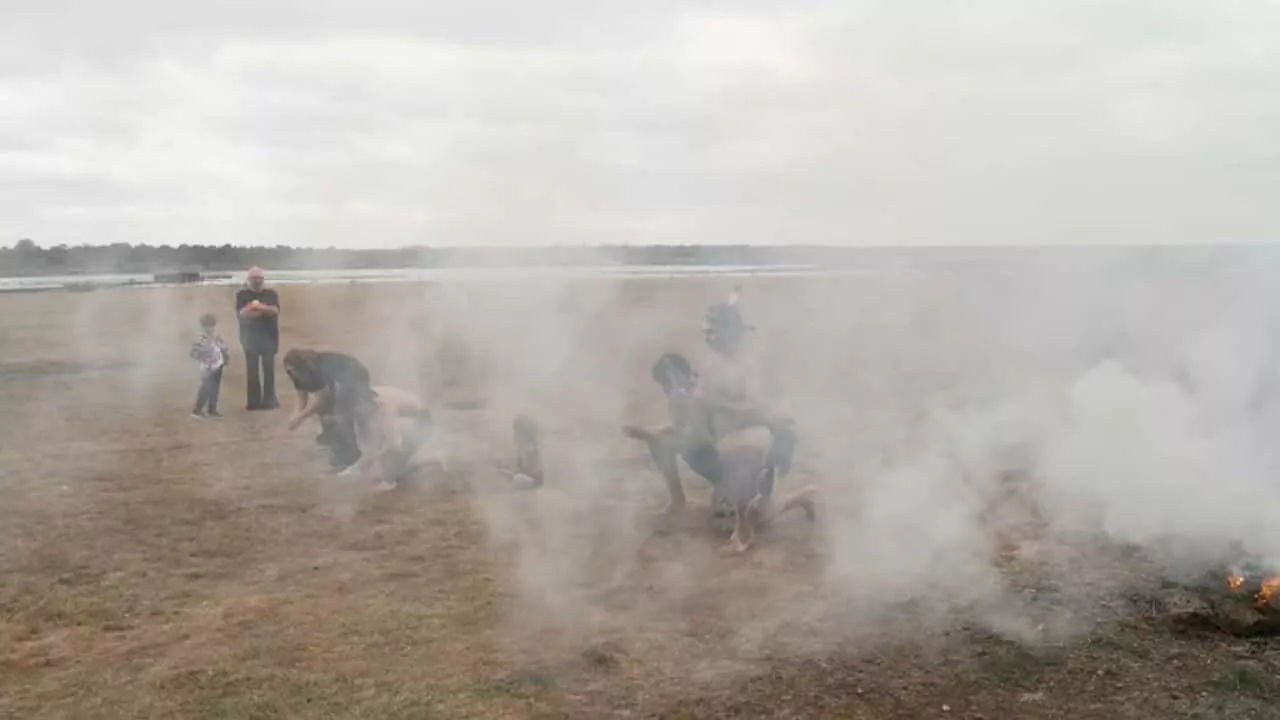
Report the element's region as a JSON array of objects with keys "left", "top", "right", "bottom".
[
  {"left": 720, "top": 534, "right": 752, "bottom": 555},
  {"left": 372, "top": 480, "right": 397, "bottom": 493},
  {"left": 511, "top": 472, "right": 539, "bottom": 490}
]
